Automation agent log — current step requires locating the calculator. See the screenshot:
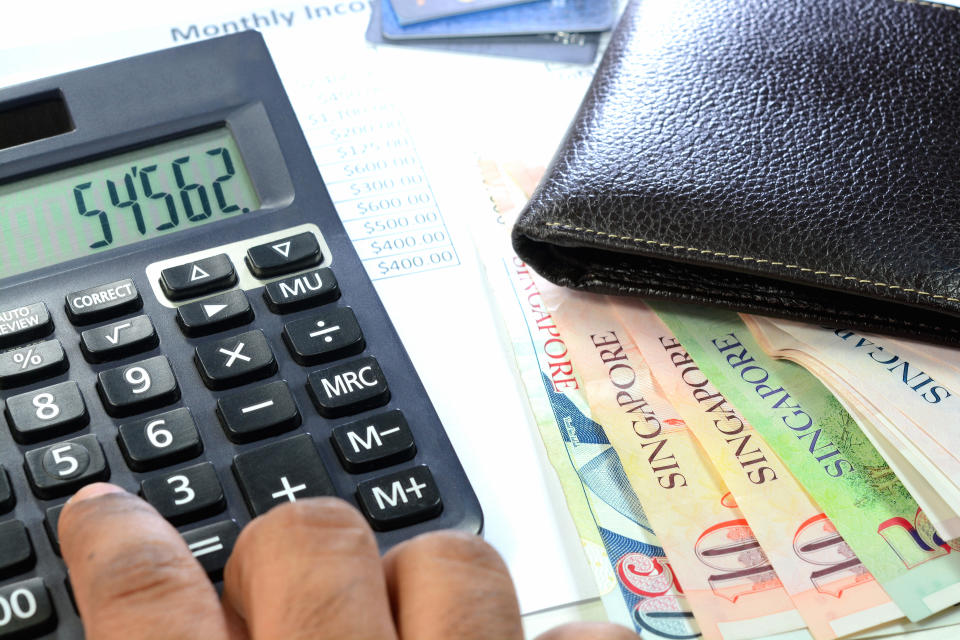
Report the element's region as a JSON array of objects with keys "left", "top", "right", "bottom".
[{"left": 0, "top": 32, "right": 482, "bottom": 639}]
